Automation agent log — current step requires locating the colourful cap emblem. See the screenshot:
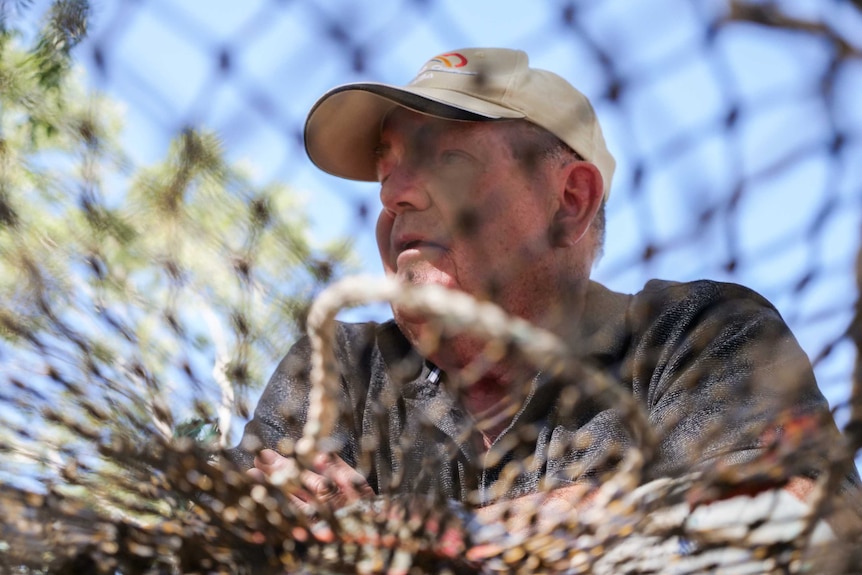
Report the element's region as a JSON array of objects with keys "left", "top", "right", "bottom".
[
  {"left": 415, "top": 52, "right": 474, "bottom": 79},
  {"left": 428, "top": 52, "right": 468, "bottom": 68}
]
